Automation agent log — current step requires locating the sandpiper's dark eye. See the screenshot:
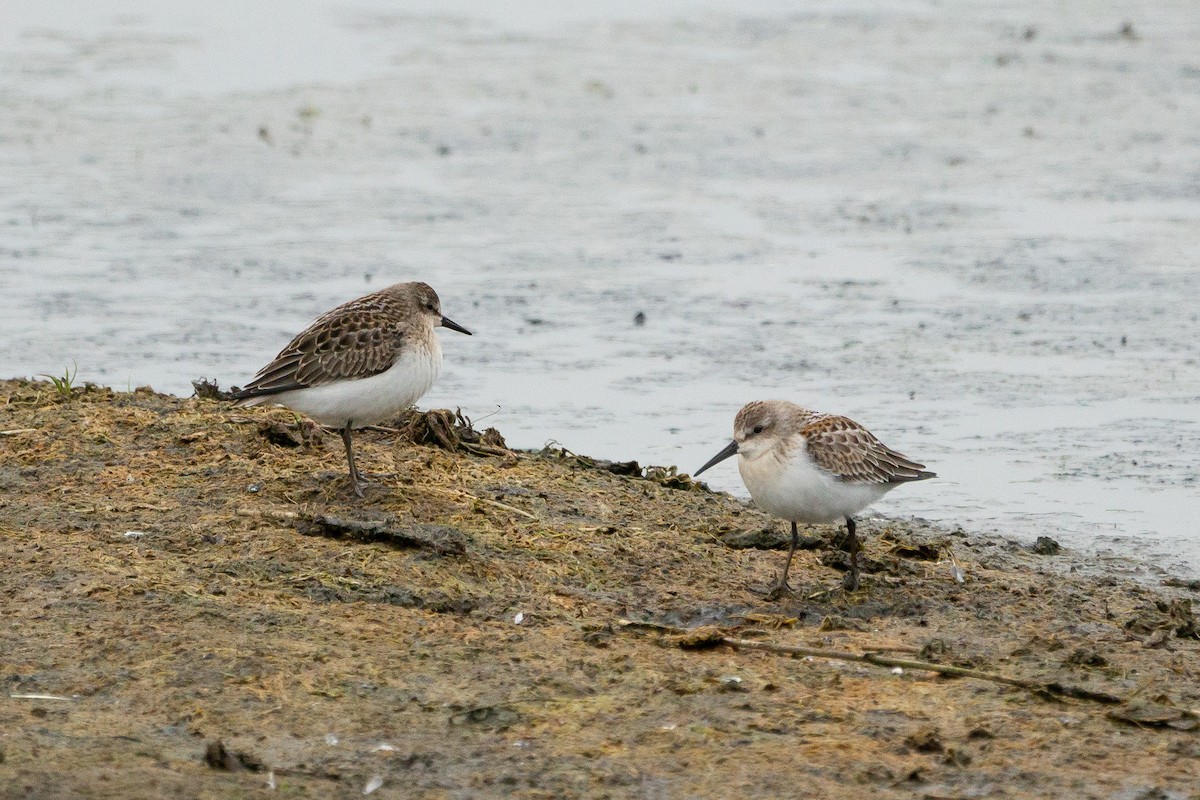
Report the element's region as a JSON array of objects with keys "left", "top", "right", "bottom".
[
  {"left": 752, "top": 425, "right": 764, "bottom": 434},
  {"left": 425, "top": 302, "right": 436, "bottom": 311}
]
